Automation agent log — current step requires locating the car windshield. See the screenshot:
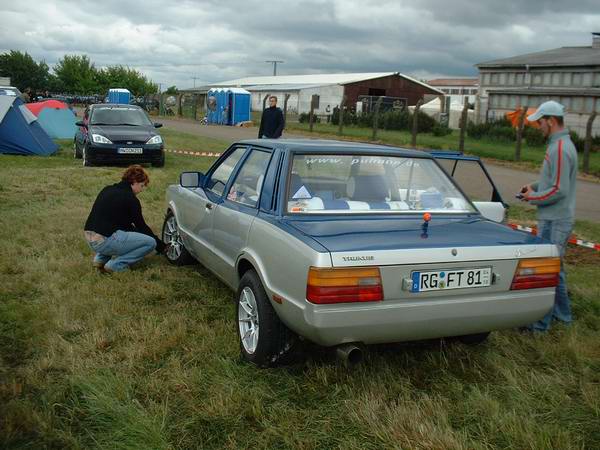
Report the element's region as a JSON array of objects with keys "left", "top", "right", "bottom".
[
  {"left": 286, "top": 154, "right": 476, "bottom": 214},
  {"left": 90, "top": 107, "right": 152, "bottom": 126}
]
